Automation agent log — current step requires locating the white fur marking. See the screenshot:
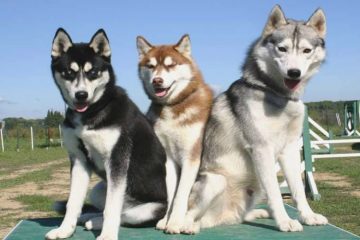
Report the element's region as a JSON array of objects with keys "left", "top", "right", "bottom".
[
  {"left": 70, "top": 62, "right": 79, "bottom": 72},
  {"left": 164, "top": 56, "right": 173, "bottom": 66},
  {"left": 84, "top": 62, "right": 92, "bottom": 72}
]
